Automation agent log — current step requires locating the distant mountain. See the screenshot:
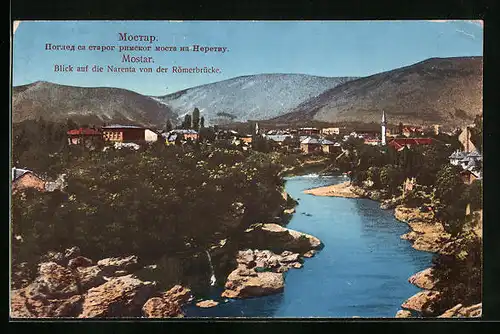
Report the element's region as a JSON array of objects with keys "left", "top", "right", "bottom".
[
  {"left": 12, "top": 81, "right": 177, "bottom": 127},
  {"left": 272, "top": 57, "right": 483, "bottom": 128},
  {"left": 153, "top": 74, "right": 355, "bottom": 125}
]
